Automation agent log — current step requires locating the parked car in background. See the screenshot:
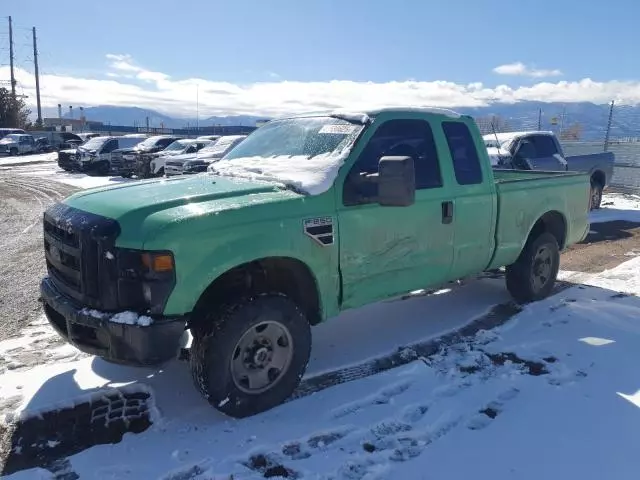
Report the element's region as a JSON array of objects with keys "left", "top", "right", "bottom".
[
  {"left": 0, "top": 133, "right": 36, "bottom": 155},
  {"left": 165, "top": 135, "right": 246, "bottom": 176},
  {"left": 46, "top": 132, "right": 84, "bottom": 150},
  {"left": 76, "top": 135, "right": 147, "bottom": 175},
  {"left": 145, "top": 139, "right": 213, "bottom": 177},
  {"left": 483, "top": 130, "right": 615, "bottom": 209},
  {"left": 111, "top": 135, "right": 182, "bottom": 178},
  {"left": 34, "top": 137, "right": 54, "bottom": 153},
  {"left": 57, "top": 148, "right": 78, "bottom": 171},
  {"left": 0, "top": 128, "right": 26, "bottom": 140}
]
